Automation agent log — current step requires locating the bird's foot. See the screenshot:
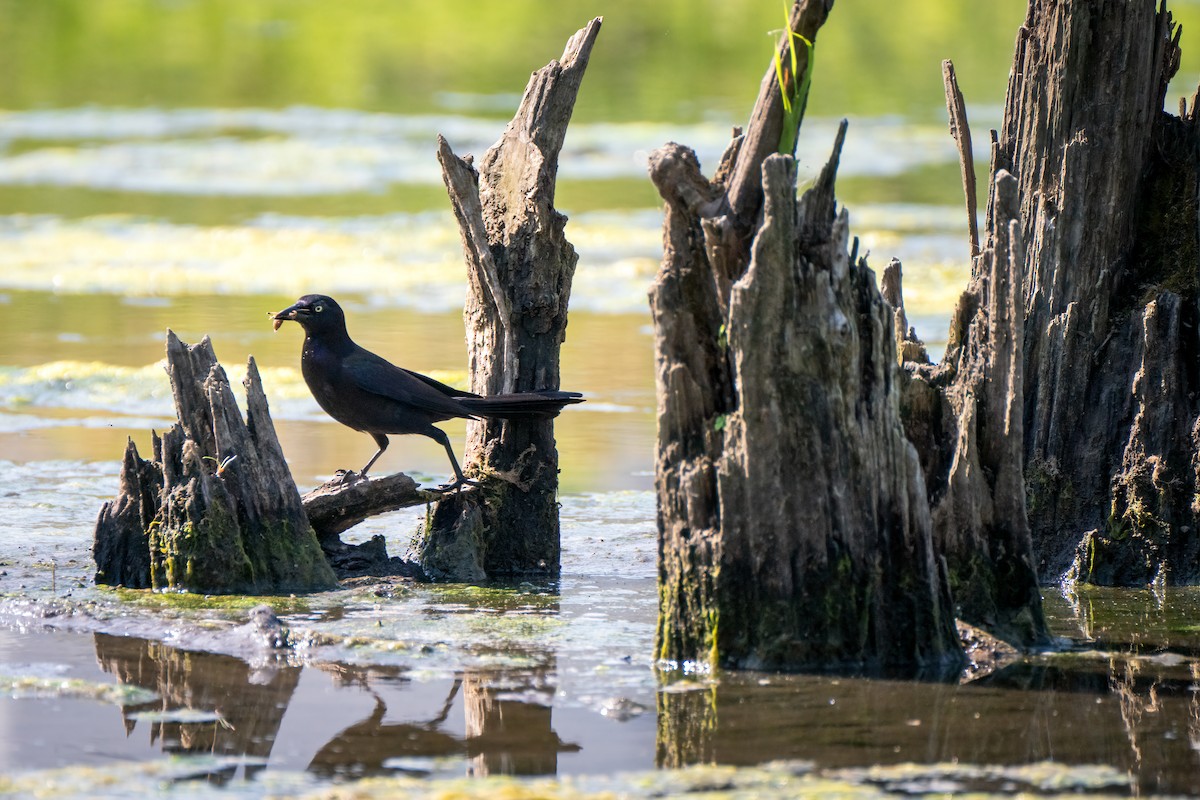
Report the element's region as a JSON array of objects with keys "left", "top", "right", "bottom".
[
  {"left": 333, "top": 469, "right": 369, "bottom": 486},
  {"left": 431, "top": 476, "right": 480, "bottom": 493}
]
